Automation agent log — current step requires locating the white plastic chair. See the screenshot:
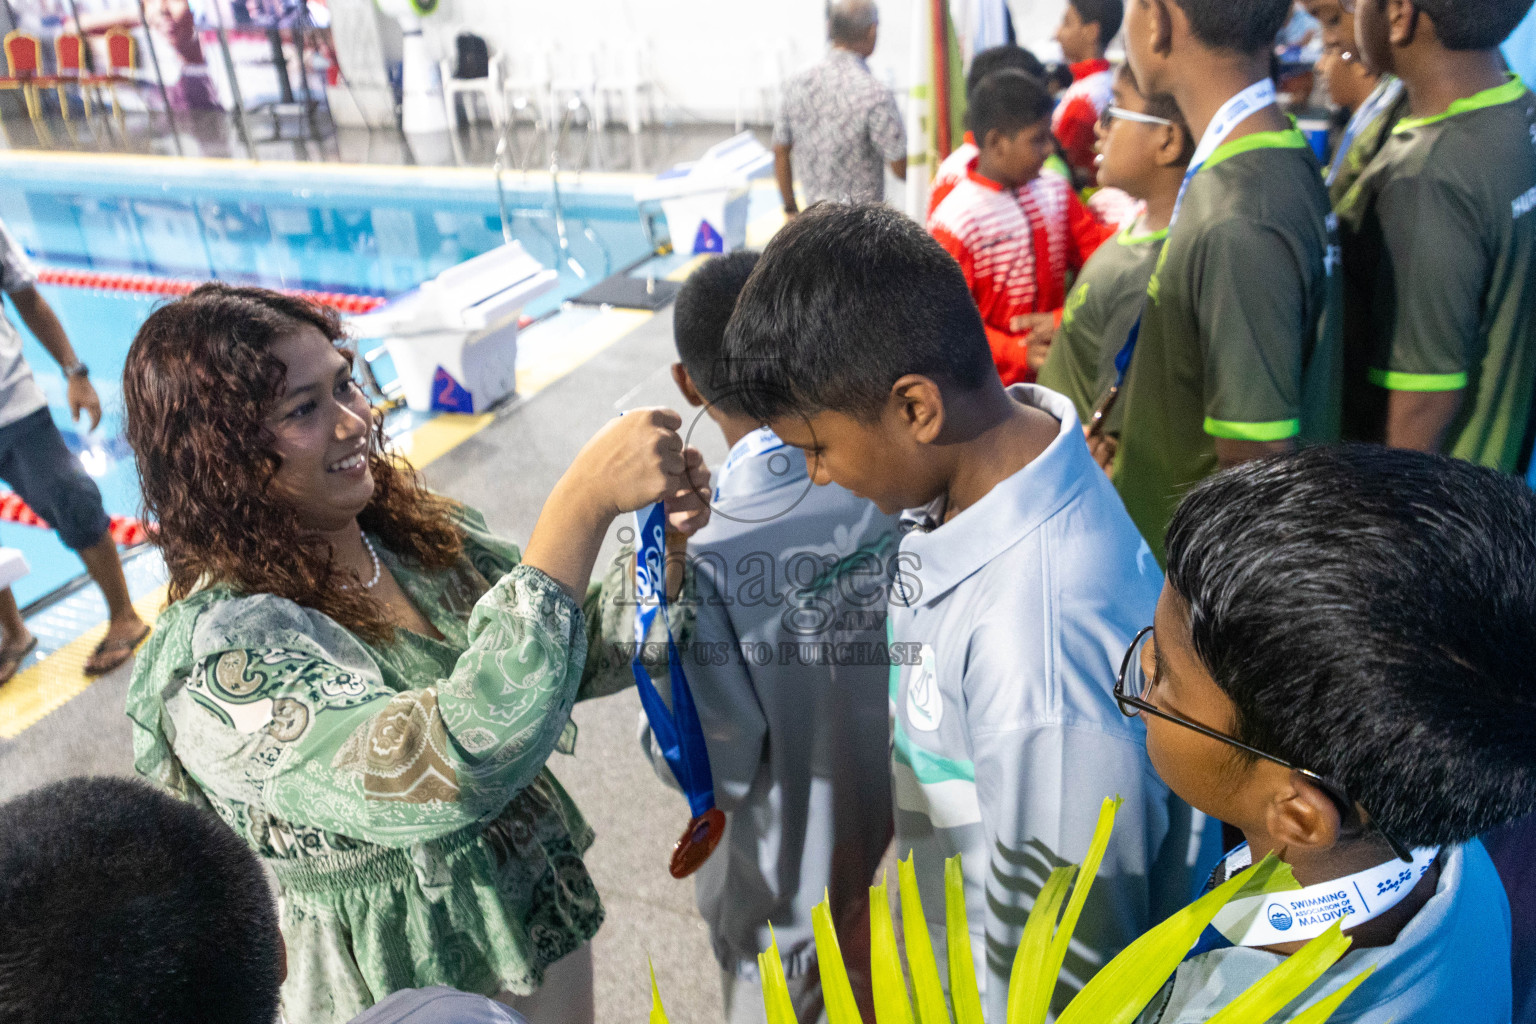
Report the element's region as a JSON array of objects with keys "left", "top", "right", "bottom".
[
  {"left": 596, "top": 40, "right": 656, "bottom": 135},
  {"left": 441, "top": 53, "right": 506, "bottom": 129}
]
